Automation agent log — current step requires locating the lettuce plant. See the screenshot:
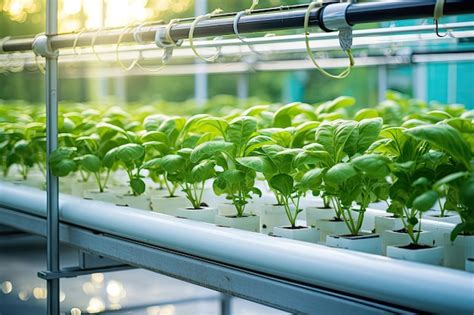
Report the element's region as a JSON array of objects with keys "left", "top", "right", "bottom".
[
  {"left": 103, "top": 143, "right": 148, "bottom": 196},
  {"left": 149, "top": 149, "right": 216, "bottom": 209},
  {"left": 404, "top": 123, "right": 474, "bottom": 241},
  {"left": 6, "top": 121, "right": 46, "bottom": 180},
  {"left": 323, "top": 154, "right": 391, "bottom": 236},
  {"left": 191, "top": 117, "right": 265, "bottom": 216},
  {"left": 292, "top": 118, "right": 384, "bottom": 220},
  {"left": 141, "top": 114, "right": 210, "bottom": 197}
]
